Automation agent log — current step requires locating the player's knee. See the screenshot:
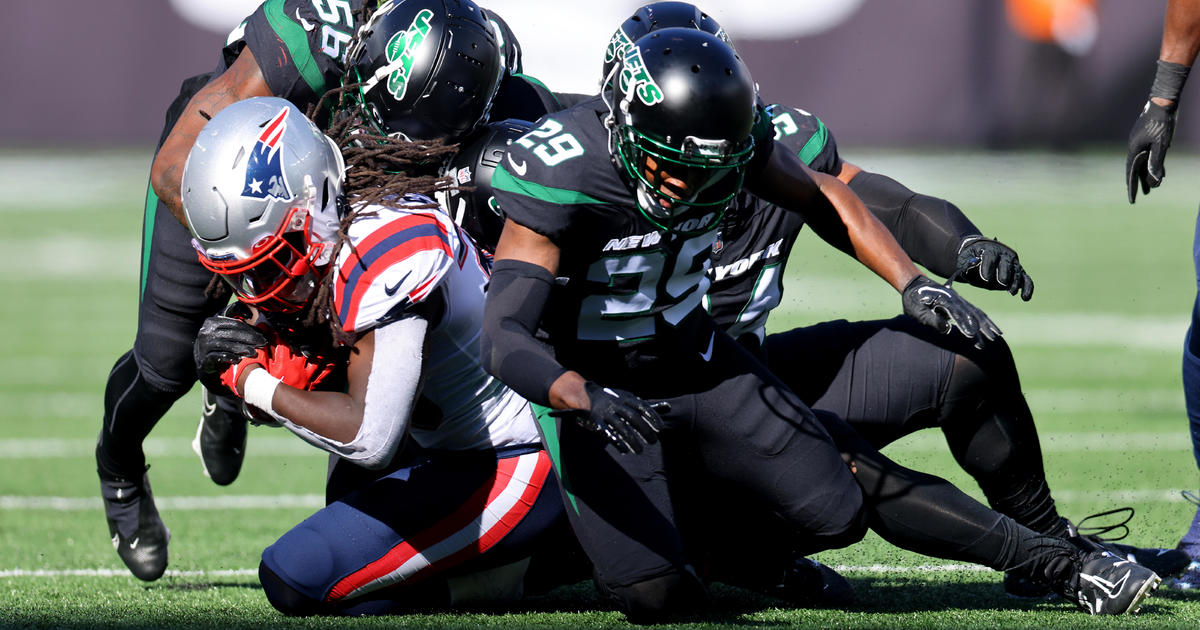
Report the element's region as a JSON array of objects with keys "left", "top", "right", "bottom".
[
  {"left": 259, "top": 528, "right": 338, "bottom": 616},
  {"left": 601, "top": 568, "right": 707, "bottom": 624},
  {"left": 814, "top": 504, "right": 869, "bottom": 552},
  {"left": 259, "top": 560, "right": 327, "bottom": 617}
]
